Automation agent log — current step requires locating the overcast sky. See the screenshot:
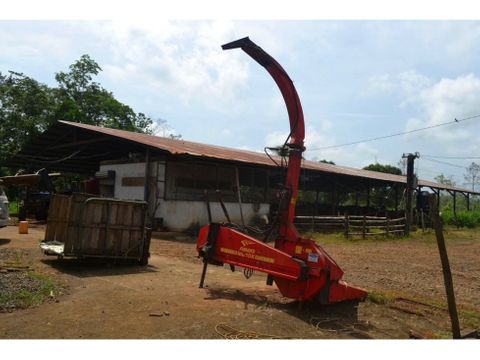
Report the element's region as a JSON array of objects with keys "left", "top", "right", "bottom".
[{"left": 2, "top": 4, "right": 480, "bottom": 187}]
